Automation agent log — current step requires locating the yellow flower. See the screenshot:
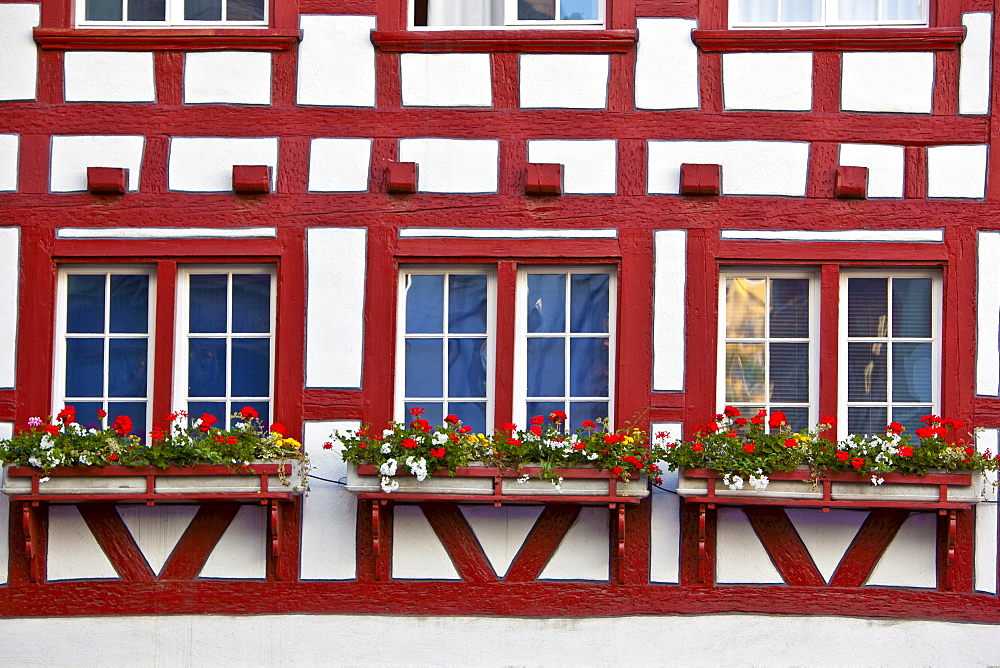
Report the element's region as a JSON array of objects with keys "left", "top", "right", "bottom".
[{"left": 280, "top": 438, "right": 301, "bottom": 449}]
